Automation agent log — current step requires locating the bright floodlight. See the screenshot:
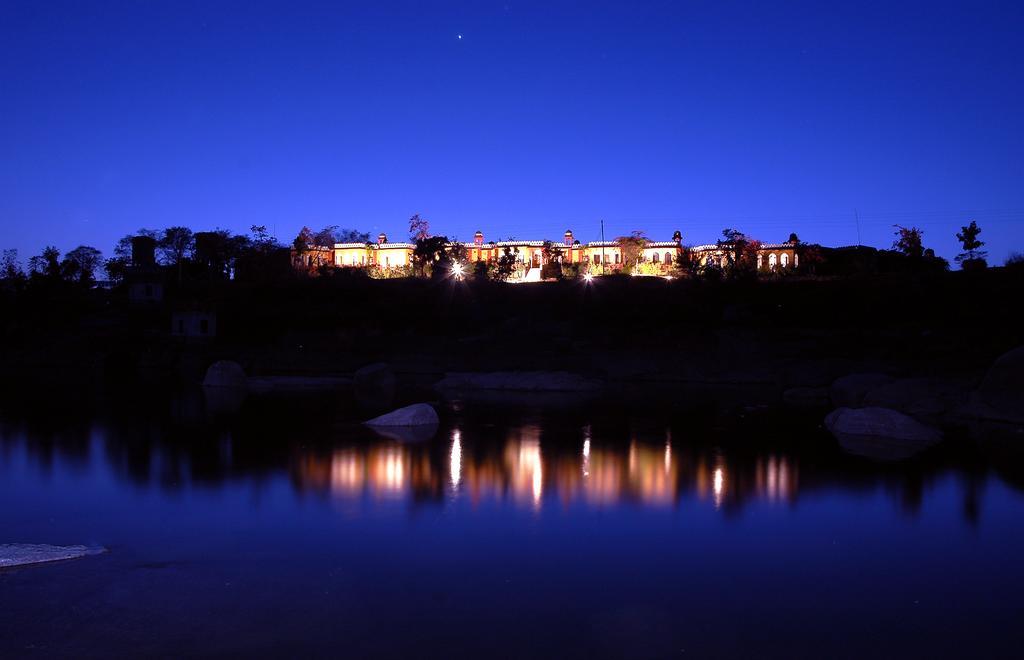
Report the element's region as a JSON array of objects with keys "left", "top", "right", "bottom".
[
  {"left": 451, "top": 263, "right": 465, "bottom": 279},
  {"left": 583, "top": 273, "right": 594, "bottom": 283}
]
